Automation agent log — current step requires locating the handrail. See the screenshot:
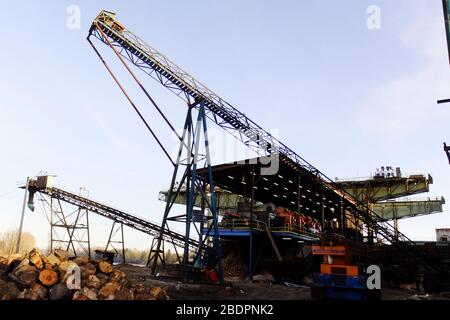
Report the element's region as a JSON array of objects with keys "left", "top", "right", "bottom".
[{"left": 220, "top": 218, "right": 320, "bottom": 238}]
